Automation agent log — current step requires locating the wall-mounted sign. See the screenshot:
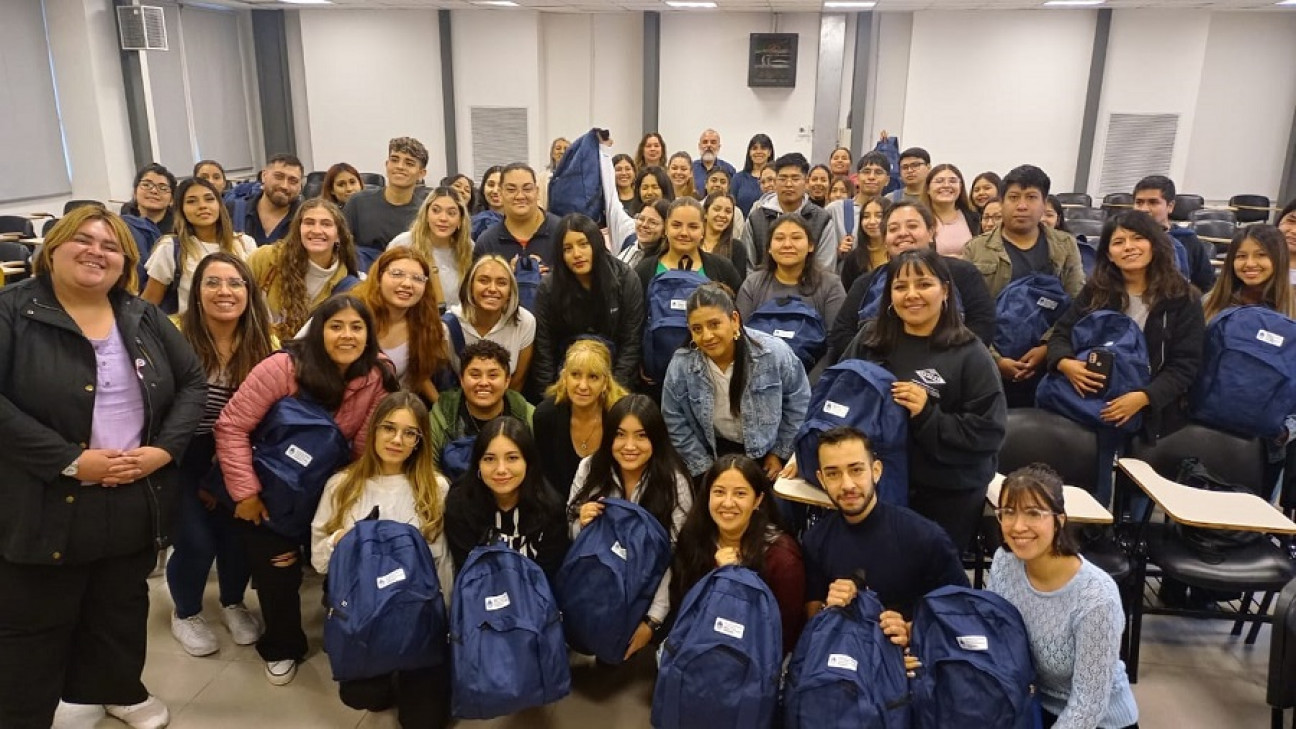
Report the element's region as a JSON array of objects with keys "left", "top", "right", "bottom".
[{"left": 748, "top": 33, "right": 798, "bottom": 88}]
